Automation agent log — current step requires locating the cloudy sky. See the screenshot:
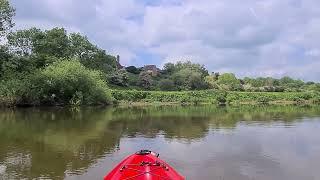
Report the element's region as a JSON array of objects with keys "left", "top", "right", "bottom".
[{"left": 11, "top": 0, "right": 320, "bottom": 81}]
